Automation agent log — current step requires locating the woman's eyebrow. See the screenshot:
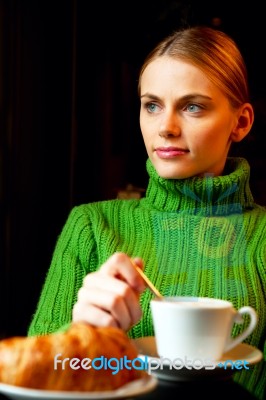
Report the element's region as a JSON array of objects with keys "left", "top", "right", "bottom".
[
  {"left": 140, "top": 92, "right": 160, "bottom": 99},
  {"left": 140, "top": 92, "right": 212, "bottom": 102},
  {"left": 178, "top": 94, "right": 213, "bottom": 102}
]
